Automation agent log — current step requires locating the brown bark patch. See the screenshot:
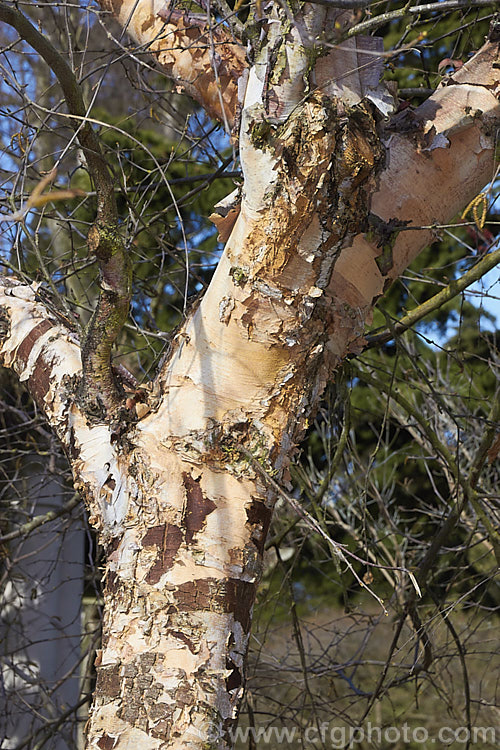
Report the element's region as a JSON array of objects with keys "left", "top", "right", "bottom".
[
  {"left": 173, "top": 685, "right": 195, "bottom": 707},
  {"left": 226, "top": 578, "right": 255, "bottom": 632},
  {"left": 95, "top": 664, "right": 121, "bottom": 699},
  {"left": 172, "top": 578, "right": 255, "bottom": 631},
  {"left": 104, "top": 476, "right": 116, "bottom": 490},
  {"left": 116, "top": 653, "right": 175, "bottom": 736},
  {"left": 106, "top": 536, "right": 121, "bottom": 556},
  {"left": 97, "top": 735, "right": 116, "bottom": 750},
  {"left": 182, "top": 472, "right": 216, "bottom": 544},
  {"left": 139, "top": 652, "right": 157, "bottom": 671},
  {"left": 168, "top": 629, "right": 197, "bottom": 653},
  {"left": 119, "top": 702, "right": 141, "bottom": 725},
  {"left": 122, "top": 663, "right": 138, "bottom": 678},
  {"left": 171, "top": 578, "right": 212, "bottom": 612},
  {"left": 246, "top": 499, "right": 273, "bottom": 554},
  {"left": 27, "top": 353, "right": 52, "bottom": 407},
  {"left": 143, "top": 523, "right": 183, "bottom": 583},
  {"left": 151, "top": 721, "right": 171, "bottom": 740},
  {"left": 142, "top": 524, "right": 166, "bottom": 547},
  {"left": 225, "top": 657, "right": 242, "bottom": 692},
  {"left": 241, "top": 297, "right": 260, "bottom": 338},
  {"left": 15, "top": 319, "right": 53, "bottom": 370},
  {"left": 68, "top": 425, "right": 79, "bottom": 460},
  {"left": 150, "top": 701, "right": 173, "bottom": 720},
  {"left": 140, "top": 14, "right": 154, "bottom": 33},
  {"left": 105, "top": 569, "right": 119, "bottom": 595}
]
